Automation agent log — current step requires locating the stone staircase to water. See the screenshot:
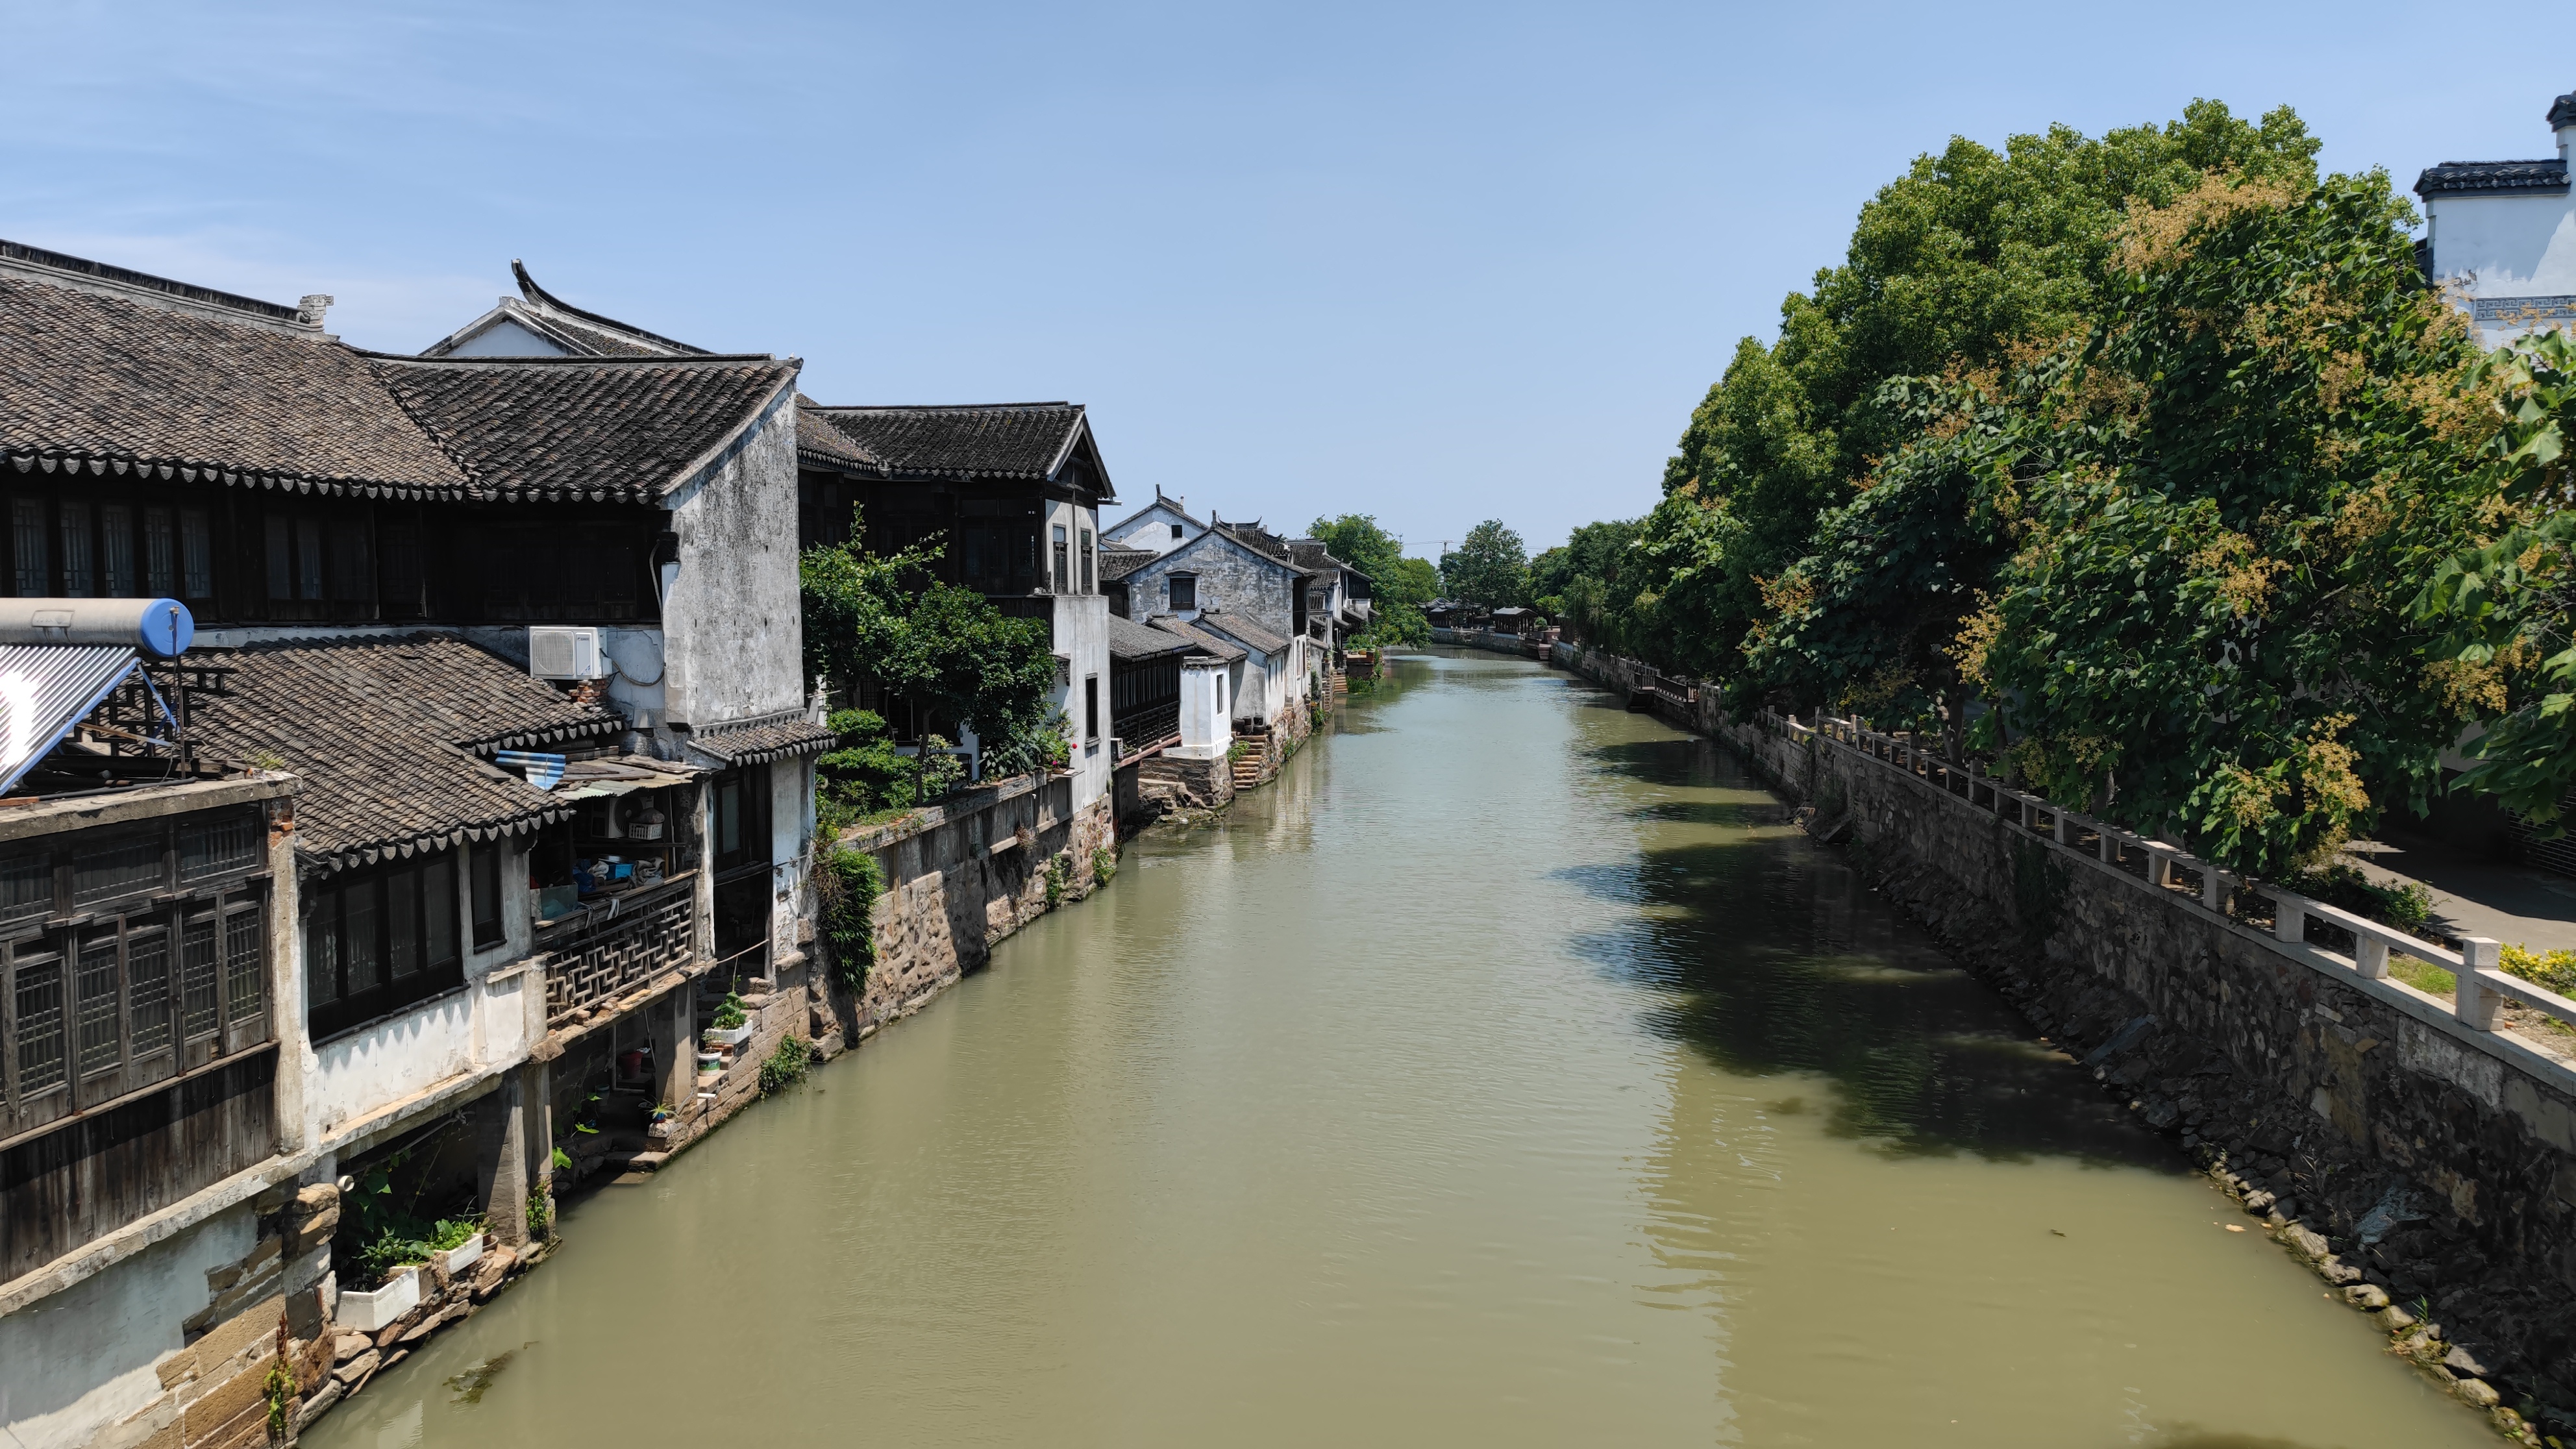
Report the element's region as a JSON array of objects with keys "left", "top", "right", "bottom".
[{"left": 1231, "top": 735, "right": 1269, "bottom": 791}]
